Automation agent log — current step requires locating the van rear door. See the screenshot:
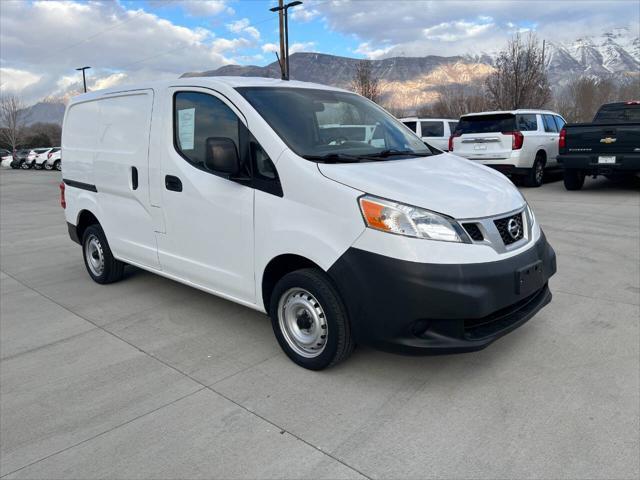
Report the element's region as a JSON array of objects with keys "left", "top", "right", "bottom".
[{"left": 453, "top": 114, "right": 516, "bottom": 160}]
